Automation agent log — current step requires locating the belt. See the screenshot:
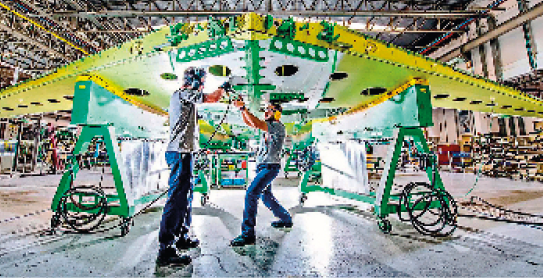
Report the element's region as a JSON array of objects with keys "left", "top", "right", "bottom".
[{"left": 258, "top": 163, "right": 281, "bottom": 169}]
